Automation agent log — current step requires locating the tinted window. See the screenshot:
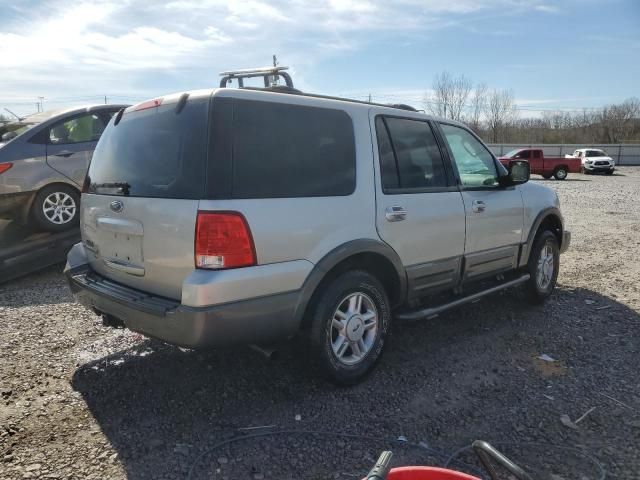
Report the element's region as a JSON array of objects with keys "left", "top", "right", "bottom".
[
  {"left": 378, "top": 117, "right": 447, "bottom": 190},
  {"left": 587, "top": 150, "right": 604, "bottom": 157},
  {"left": 87, "top": 100, "right": 208, "bottom": 199},
  {"left": 518, "top": 150, "right": 531, "bottom": 159},
  {"left": 49, "top": 113, "right": 105, "bottom": 145},
  {"left": 533, "top": 150, "right": 541, "bottom": 159},
  {"left": 440, "top": 123, "right": 499, "bottom": 187},
  {"left": 375, "top": 117, "right": 399, "bottom": 190},
  {"left": 231, "top": 100, "right": 355, "bottom": 198}
]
